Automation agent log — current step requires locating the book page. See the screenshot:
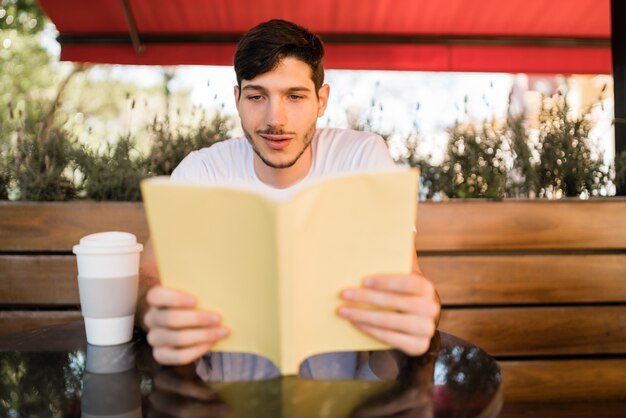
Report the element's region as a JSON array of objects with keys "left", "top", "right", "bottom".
[
  {"left": 141, "top": 181, "right": 282, "bottom": 367},
  {"left": 284, "top": 169, "right": 419, "bottom": 370}
]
